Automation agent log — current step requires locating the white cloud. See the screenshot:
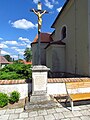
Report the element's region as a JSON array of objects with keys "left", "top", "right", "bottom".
[
  {"left": 11, "top": 55, "right": 18, "bottom": 59},
  {"left": 3, "top": 41, "right": 18, "bottom": 45},
  {"left": 33, "top": 0, "right": 39, "bottom": 4},
  {"left": 57, "top": 7, "right": 62, "bottom": 12},
  {"left": 11, "top": 19, "right": 36, "bottom": 30},
  {"left": 44, "top": 0, "right": 53, "bottom": 9},
  {"left": 1, "top": 50, "right": 10, "bottom": 55},
  {"left": 15, "top": 48, "right": 25, "bottom": 55},
  {"left": 35, "top": 24, "right": 38, "bottom": 28},
  {"left": 8, "top": 20, "right": 11, "bottom": 24},
  {"left": 0, "top": 43, "right": 8, "bottom": 48},
  {"left": 18, "top": 37, "right": 30, "bottom": 43},
  {"left": 0, "top": 44, "right": 4, "bottom": 48},
  {"left": 11, "top": 47, "right": 25, "bottom": 55},
  {"left": 52, "top": 0, "right": 58, "bottom": 4},
  {"left": 11, "top": 47, "right": 18, "bottom": 49},
  {"left": 26, "top": 44, "right": 31, "bottom": 48},
  {"left": 0, "top": 38, "right": 3, "bottom": 40}
]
